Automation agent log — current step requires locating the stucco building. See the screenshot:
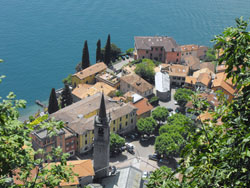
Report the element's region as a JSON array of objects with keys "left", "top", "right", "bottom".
[{"left": 134, "top": 36, "right": 181, "bottom": 63}]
